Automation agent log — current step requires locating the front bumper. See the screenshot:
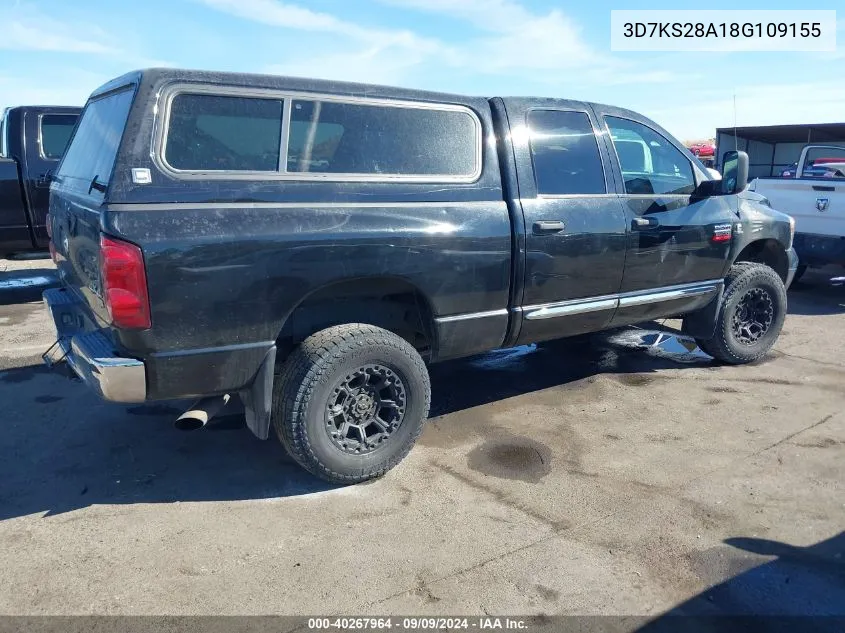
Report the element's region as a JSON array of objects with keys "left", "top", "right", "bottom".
[
  {"left": 785, "top": 247, "right": 800, "bottom": 289},
  {"left": 42, "top": 288, "right": 146, "bottom": 402}
]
